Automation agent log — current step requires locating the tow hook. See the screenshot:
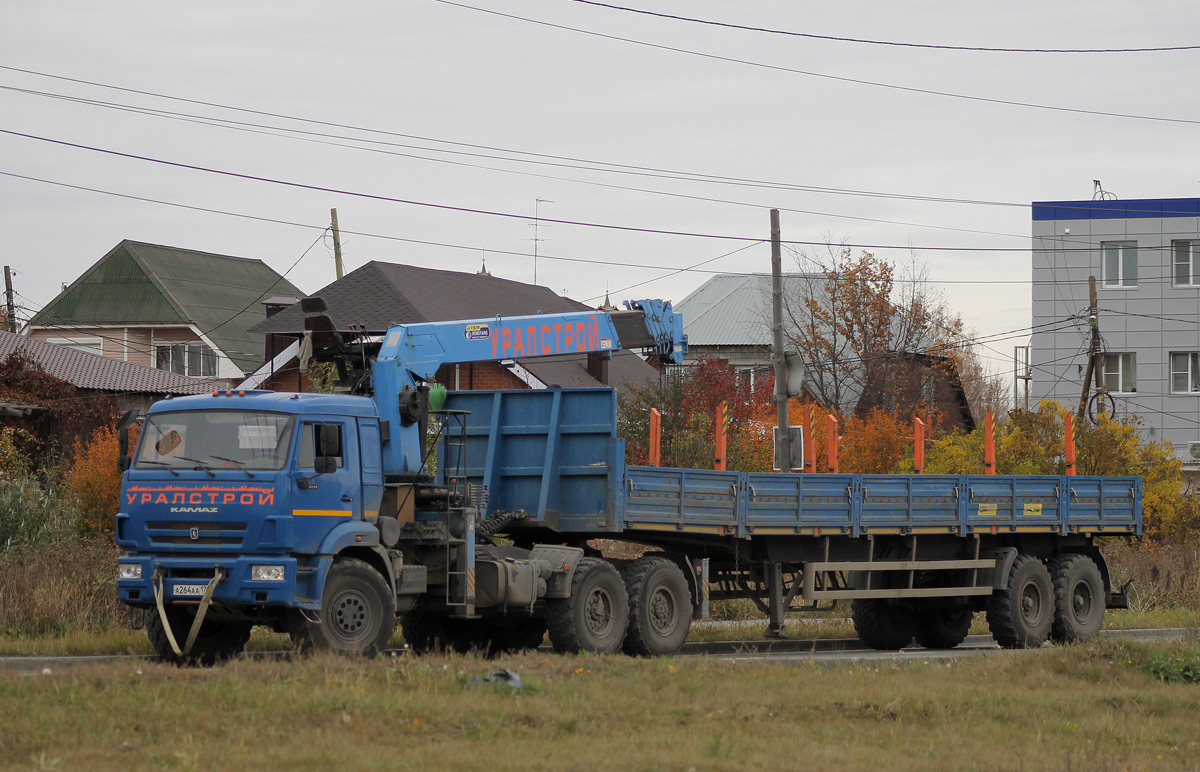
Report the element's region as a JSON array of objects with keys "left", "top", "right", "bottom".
[{"left": 152, "top": 566, "right": 229, "bottom": 658}]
